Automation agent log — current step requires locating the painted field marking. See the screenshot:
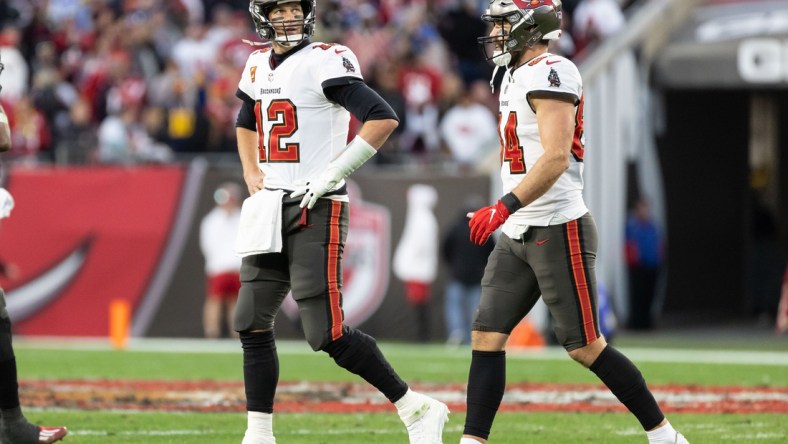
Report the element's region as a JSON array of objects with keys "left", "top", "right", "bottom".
[
  {"left": 72, "top": 430, "right": 219, "bottom": 436},
  {"left": 14, "top": 337, "right": 788, "bottom": 366}
]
